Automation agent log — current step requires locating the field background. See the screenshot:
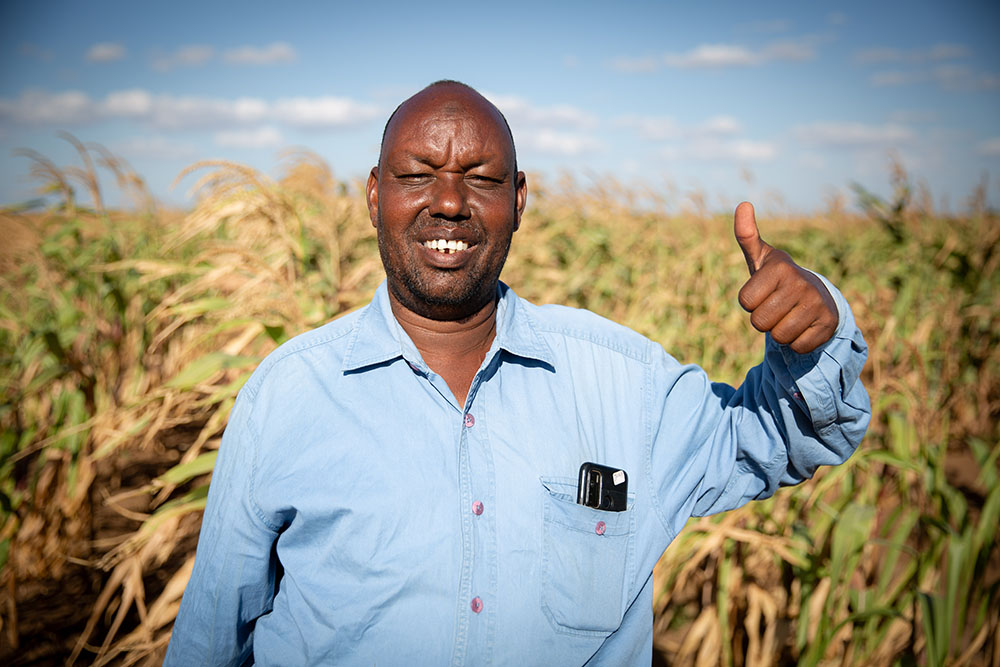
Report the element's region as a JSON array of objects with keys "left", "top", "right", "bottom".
[{"left": 0, "top": 145, "right": 997, "bottom": 666}]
